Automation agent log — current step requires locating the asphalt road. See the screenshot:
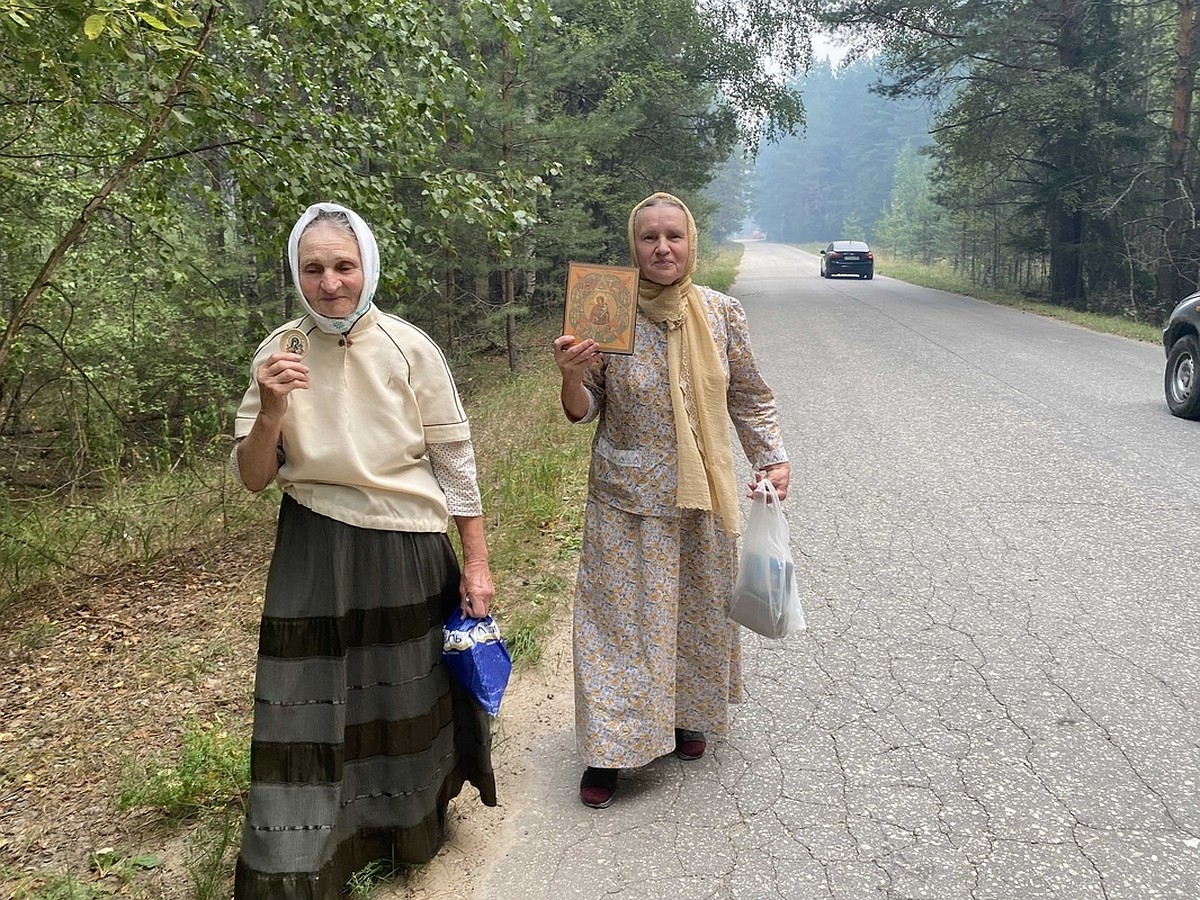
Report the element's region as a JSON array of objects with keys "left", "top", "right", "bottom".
[{"left": 478, "top": 241, "right": 1200, "bottom": 899}]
